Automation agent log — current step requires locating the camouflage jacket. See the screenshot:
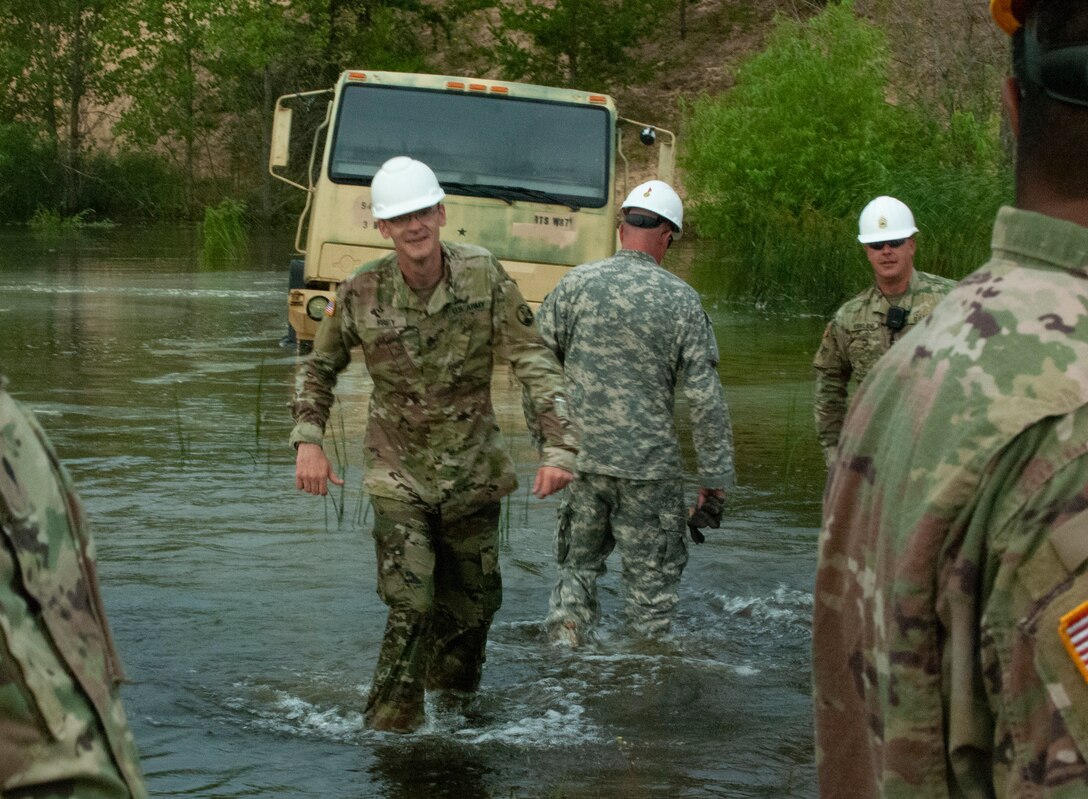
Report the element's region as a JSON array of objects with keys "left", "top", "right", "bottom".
[
  {"left": 536, "top": 249, "right": 734, "bottom": 487},
  {"left": 813, "top": 207, "right": 1088, "bottom": 797},
  {"left": 0, "top": 378, "right": 146, "bottom": 797},
  {"left": 291, "top": 242, "right": 576, "bottom": 519},
  {"left": 812, "top": 269, "right": 954, "bottom": 457}
]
